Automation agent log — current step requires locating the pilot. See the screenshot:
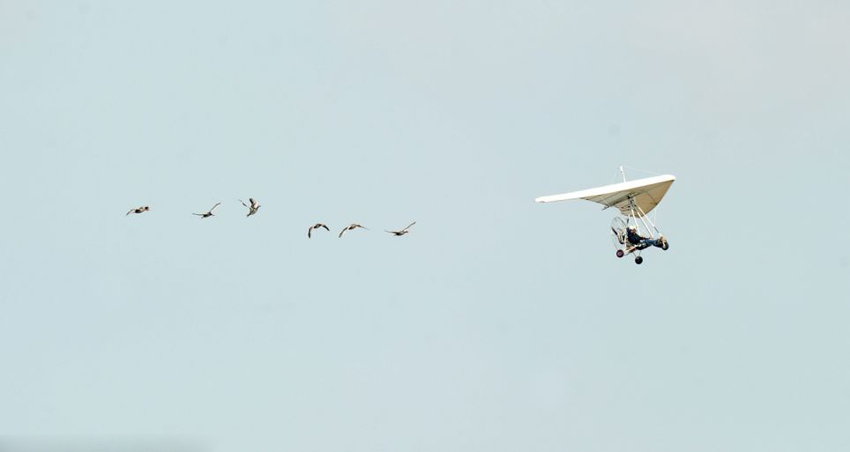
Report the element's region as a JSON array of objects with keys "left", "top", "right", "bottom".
[{"left": 626, "top": 224, "right": 644, "bottom": 244}]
